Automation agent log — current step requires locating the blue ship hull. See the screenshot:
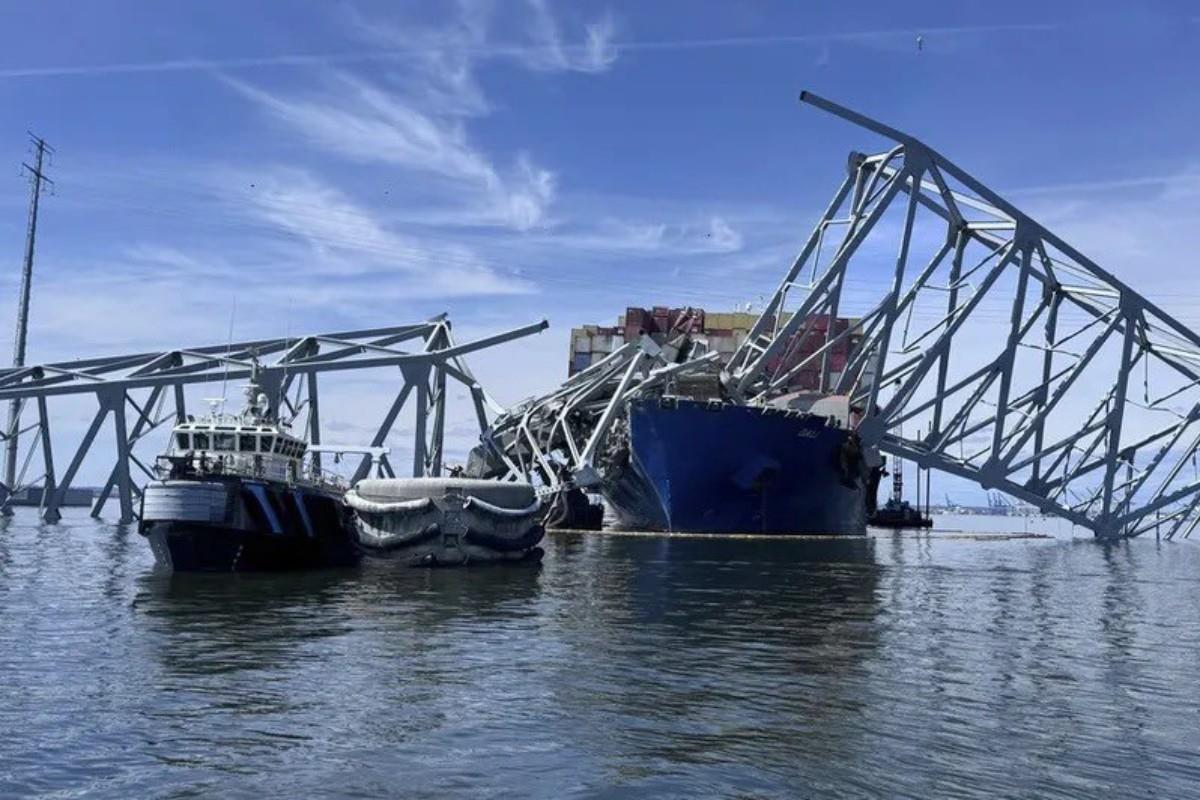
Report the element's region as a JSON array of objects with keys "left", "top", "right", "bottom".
[{"left": 603, "top": 399, "right": 867, "bottom": 534}]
